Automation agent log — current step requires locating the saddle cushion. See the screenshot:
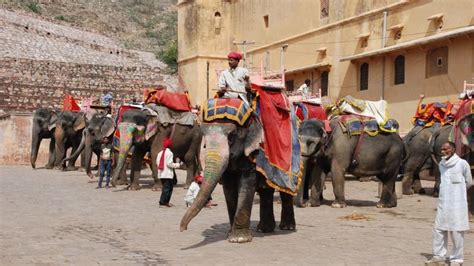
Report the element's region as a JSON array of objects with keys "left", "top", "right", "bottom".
[
  {"left": 202, "top": 98, "right": 252, "bottom": 126},
  {"left": 144, "top": 88, "right": 192, "bottom": 112}
]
